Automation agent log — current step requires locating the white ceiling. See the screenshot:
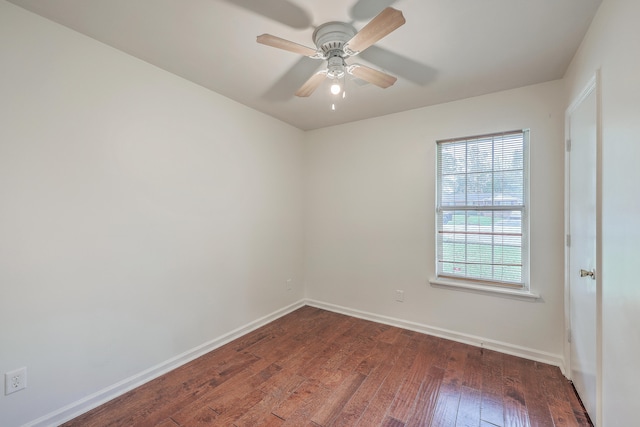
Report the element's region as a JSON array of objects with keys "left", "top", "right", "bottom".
[{"left": 9, "top": 0, "right": 601, "bottom": 130}]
